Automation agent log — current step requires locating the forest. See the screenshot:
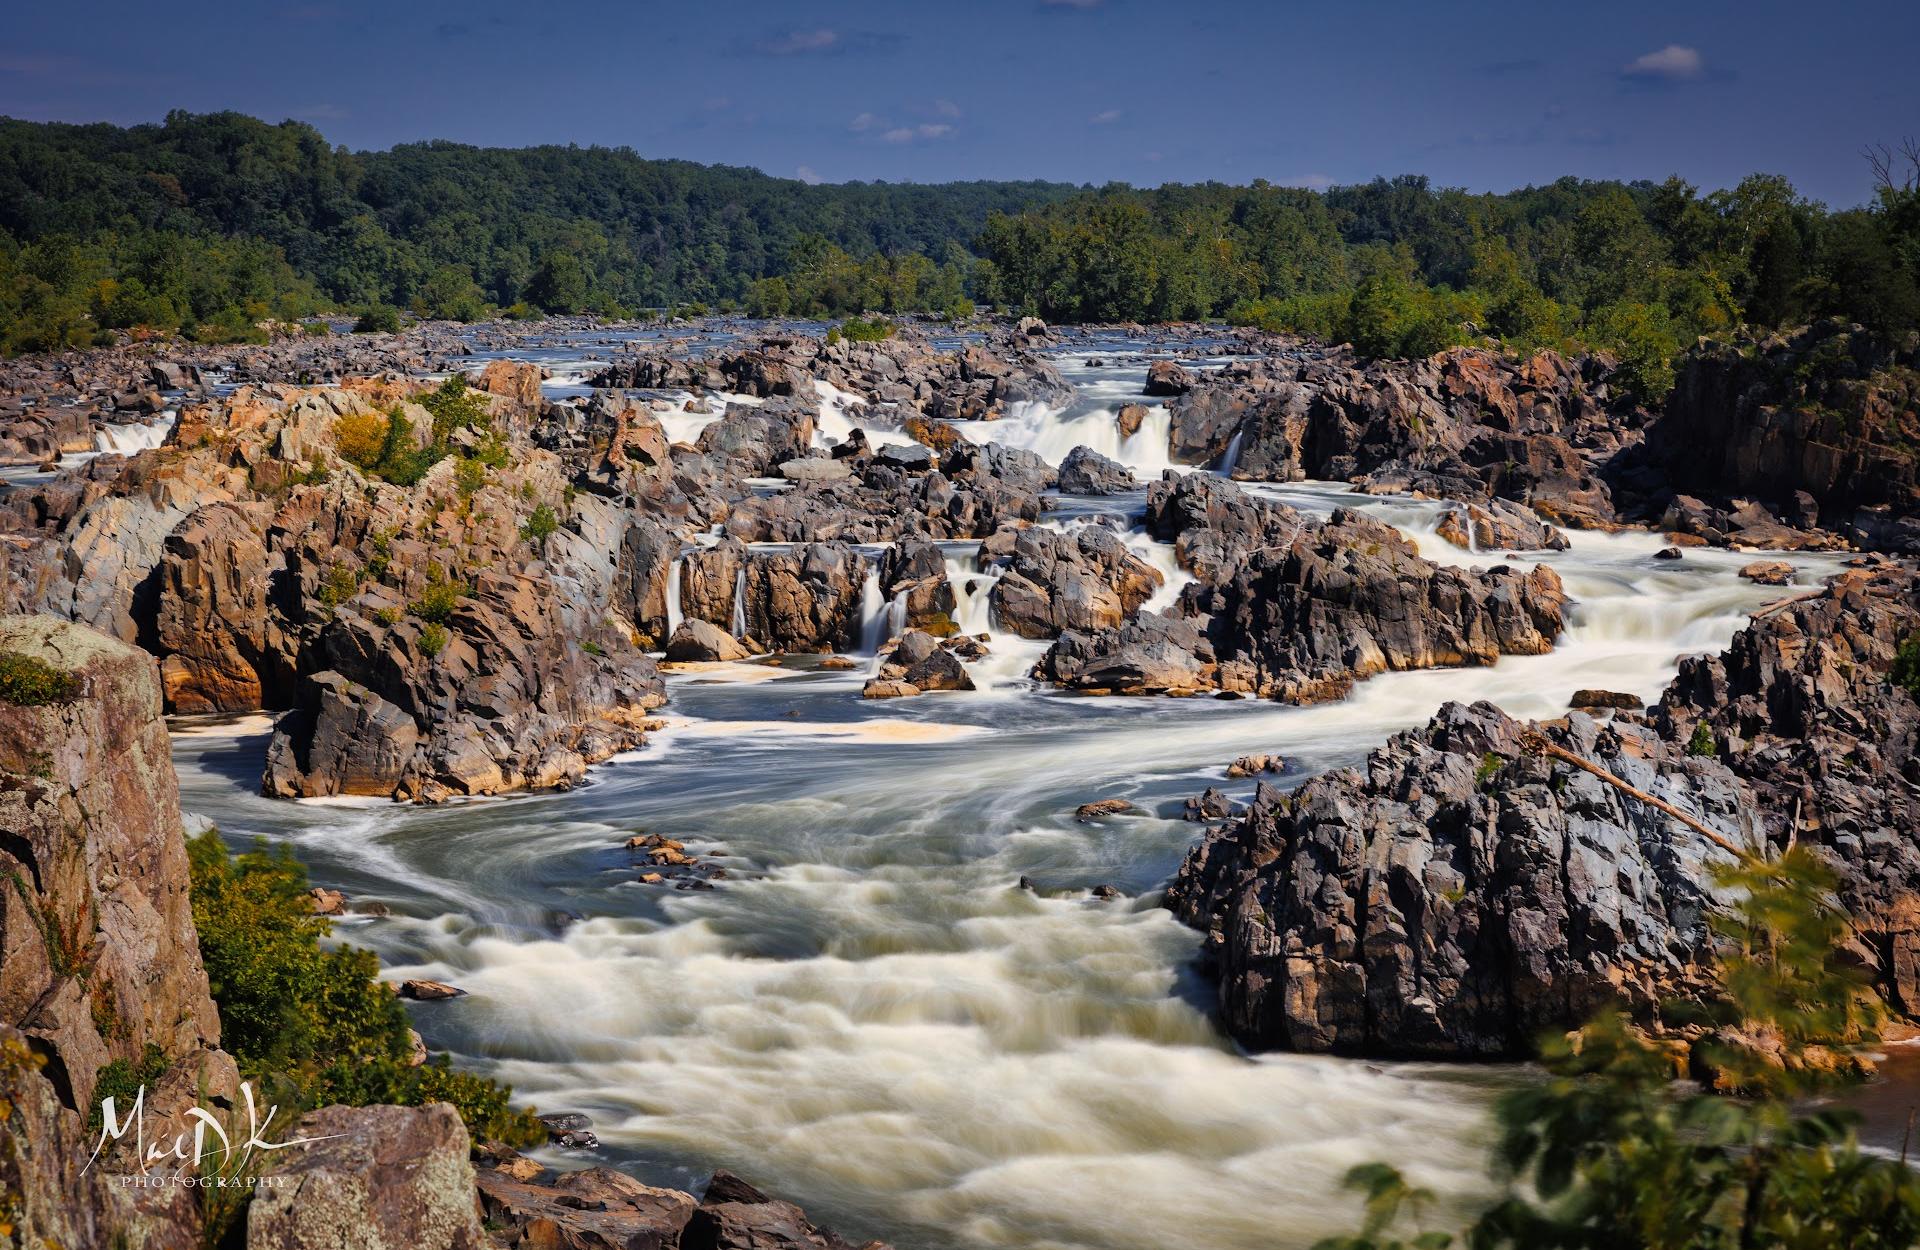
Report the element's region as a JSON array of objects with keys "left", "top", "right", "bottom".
[{"left": 2, "top": 110, "right": 1916, "bottom": 399}]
